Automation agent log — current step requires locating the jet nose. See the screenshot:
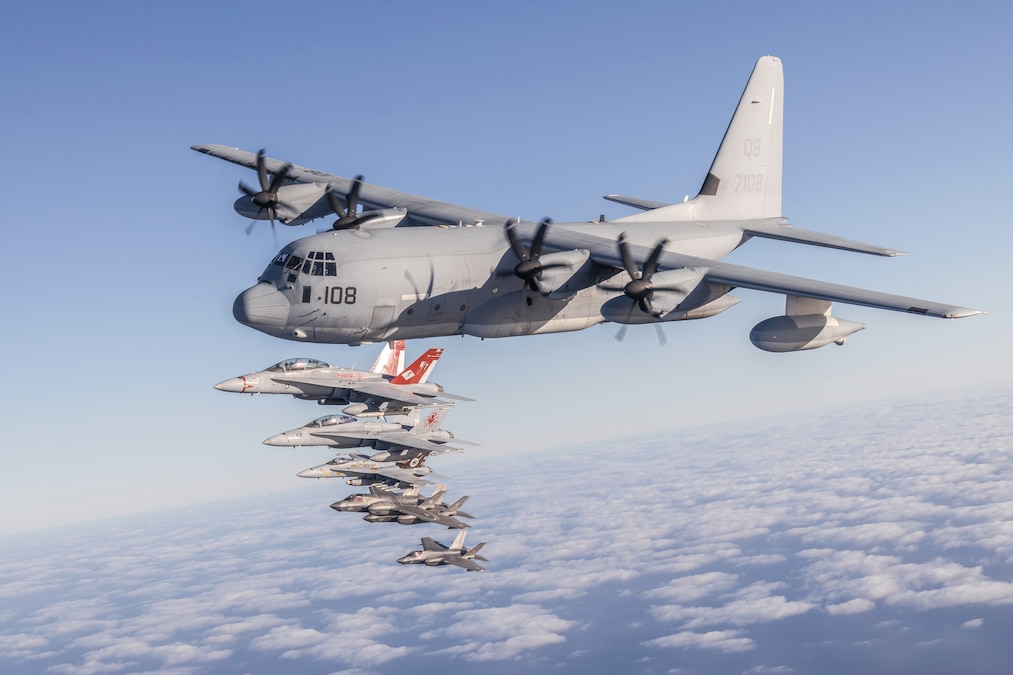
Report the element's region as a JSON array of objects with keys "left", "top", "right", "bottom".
[
  {"left": 234, "top": 283, "right": 290, "bottom": 331},
  {"left": 297, "top": 468, "right": 324, "bottom": 478},
  {"left": 263, "top": 433, "right": 298, "bottom": 446},
  {"left": 214, "top": 376, "right": 248, "bottom": 393}
]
